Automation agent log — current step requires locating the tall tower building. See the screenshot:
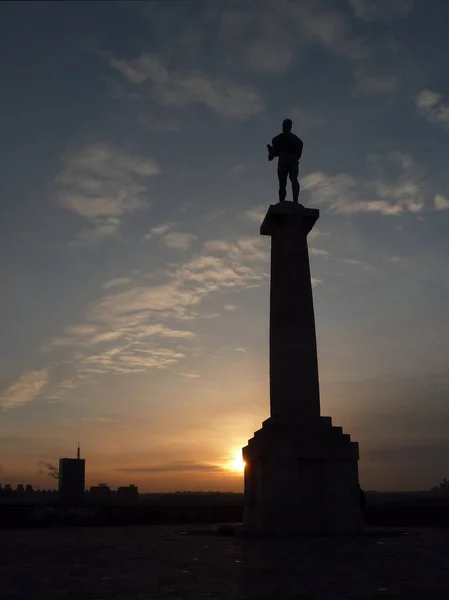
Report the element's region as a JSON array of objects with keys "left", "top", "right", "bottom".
[{"left": 58, "top": 443, "right": 85, "bottom": 506}]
